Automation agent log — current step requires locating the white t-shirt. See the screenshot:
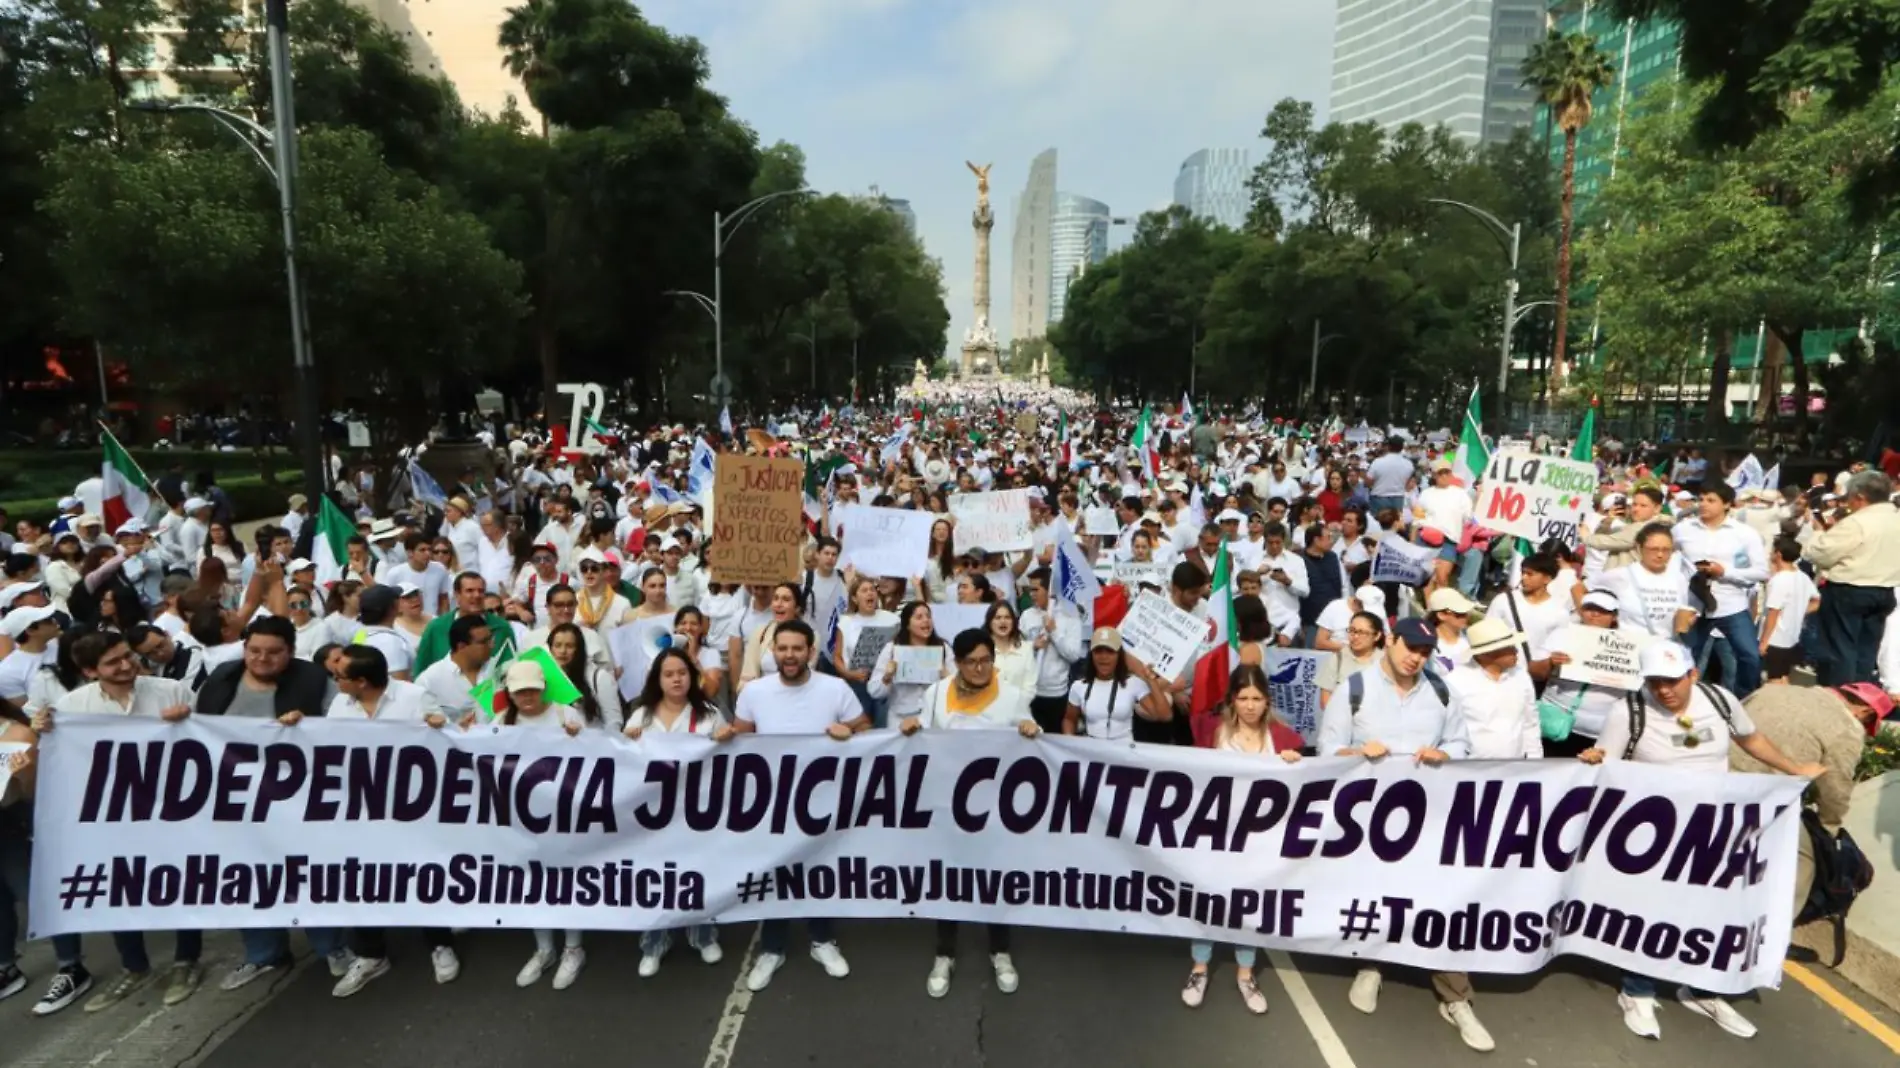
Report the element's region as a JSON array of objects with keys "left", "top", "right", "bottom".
[
  {"left": 1597, "top": 683, "right": 1755, "bottom": 773},
  {"left": 1485, "top": 590, "right": 1574, "bottom": 661},
  {"left": 1066, "top": 673, "right": 1153, "bottom": 742},
  {"left": 1415, "top": 485, "right": 1471, "bottom": 540},
  {"left": 326, "top": 679, "right": 442, "bottom": 722},
  {"left": 355, "top": 625, "right": 415, "bottom": 677},
  {"left": 377, "top": 560, "right": 451, "bottom": 618},
  {"left": 734, "top": 671, "right": 863, "bottom": 733},
  {"left": 627, "top": 702, "right": 726, "bottom": 736},
  {"left": 1761, "top": 570, "right": 1817, "bottom": 649},
  {"left": 0, "top": 645, "right": 52, "bottom": 702},
  {"left": 1610, "top": 563, "right": 1691, "bottom": 638}
]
